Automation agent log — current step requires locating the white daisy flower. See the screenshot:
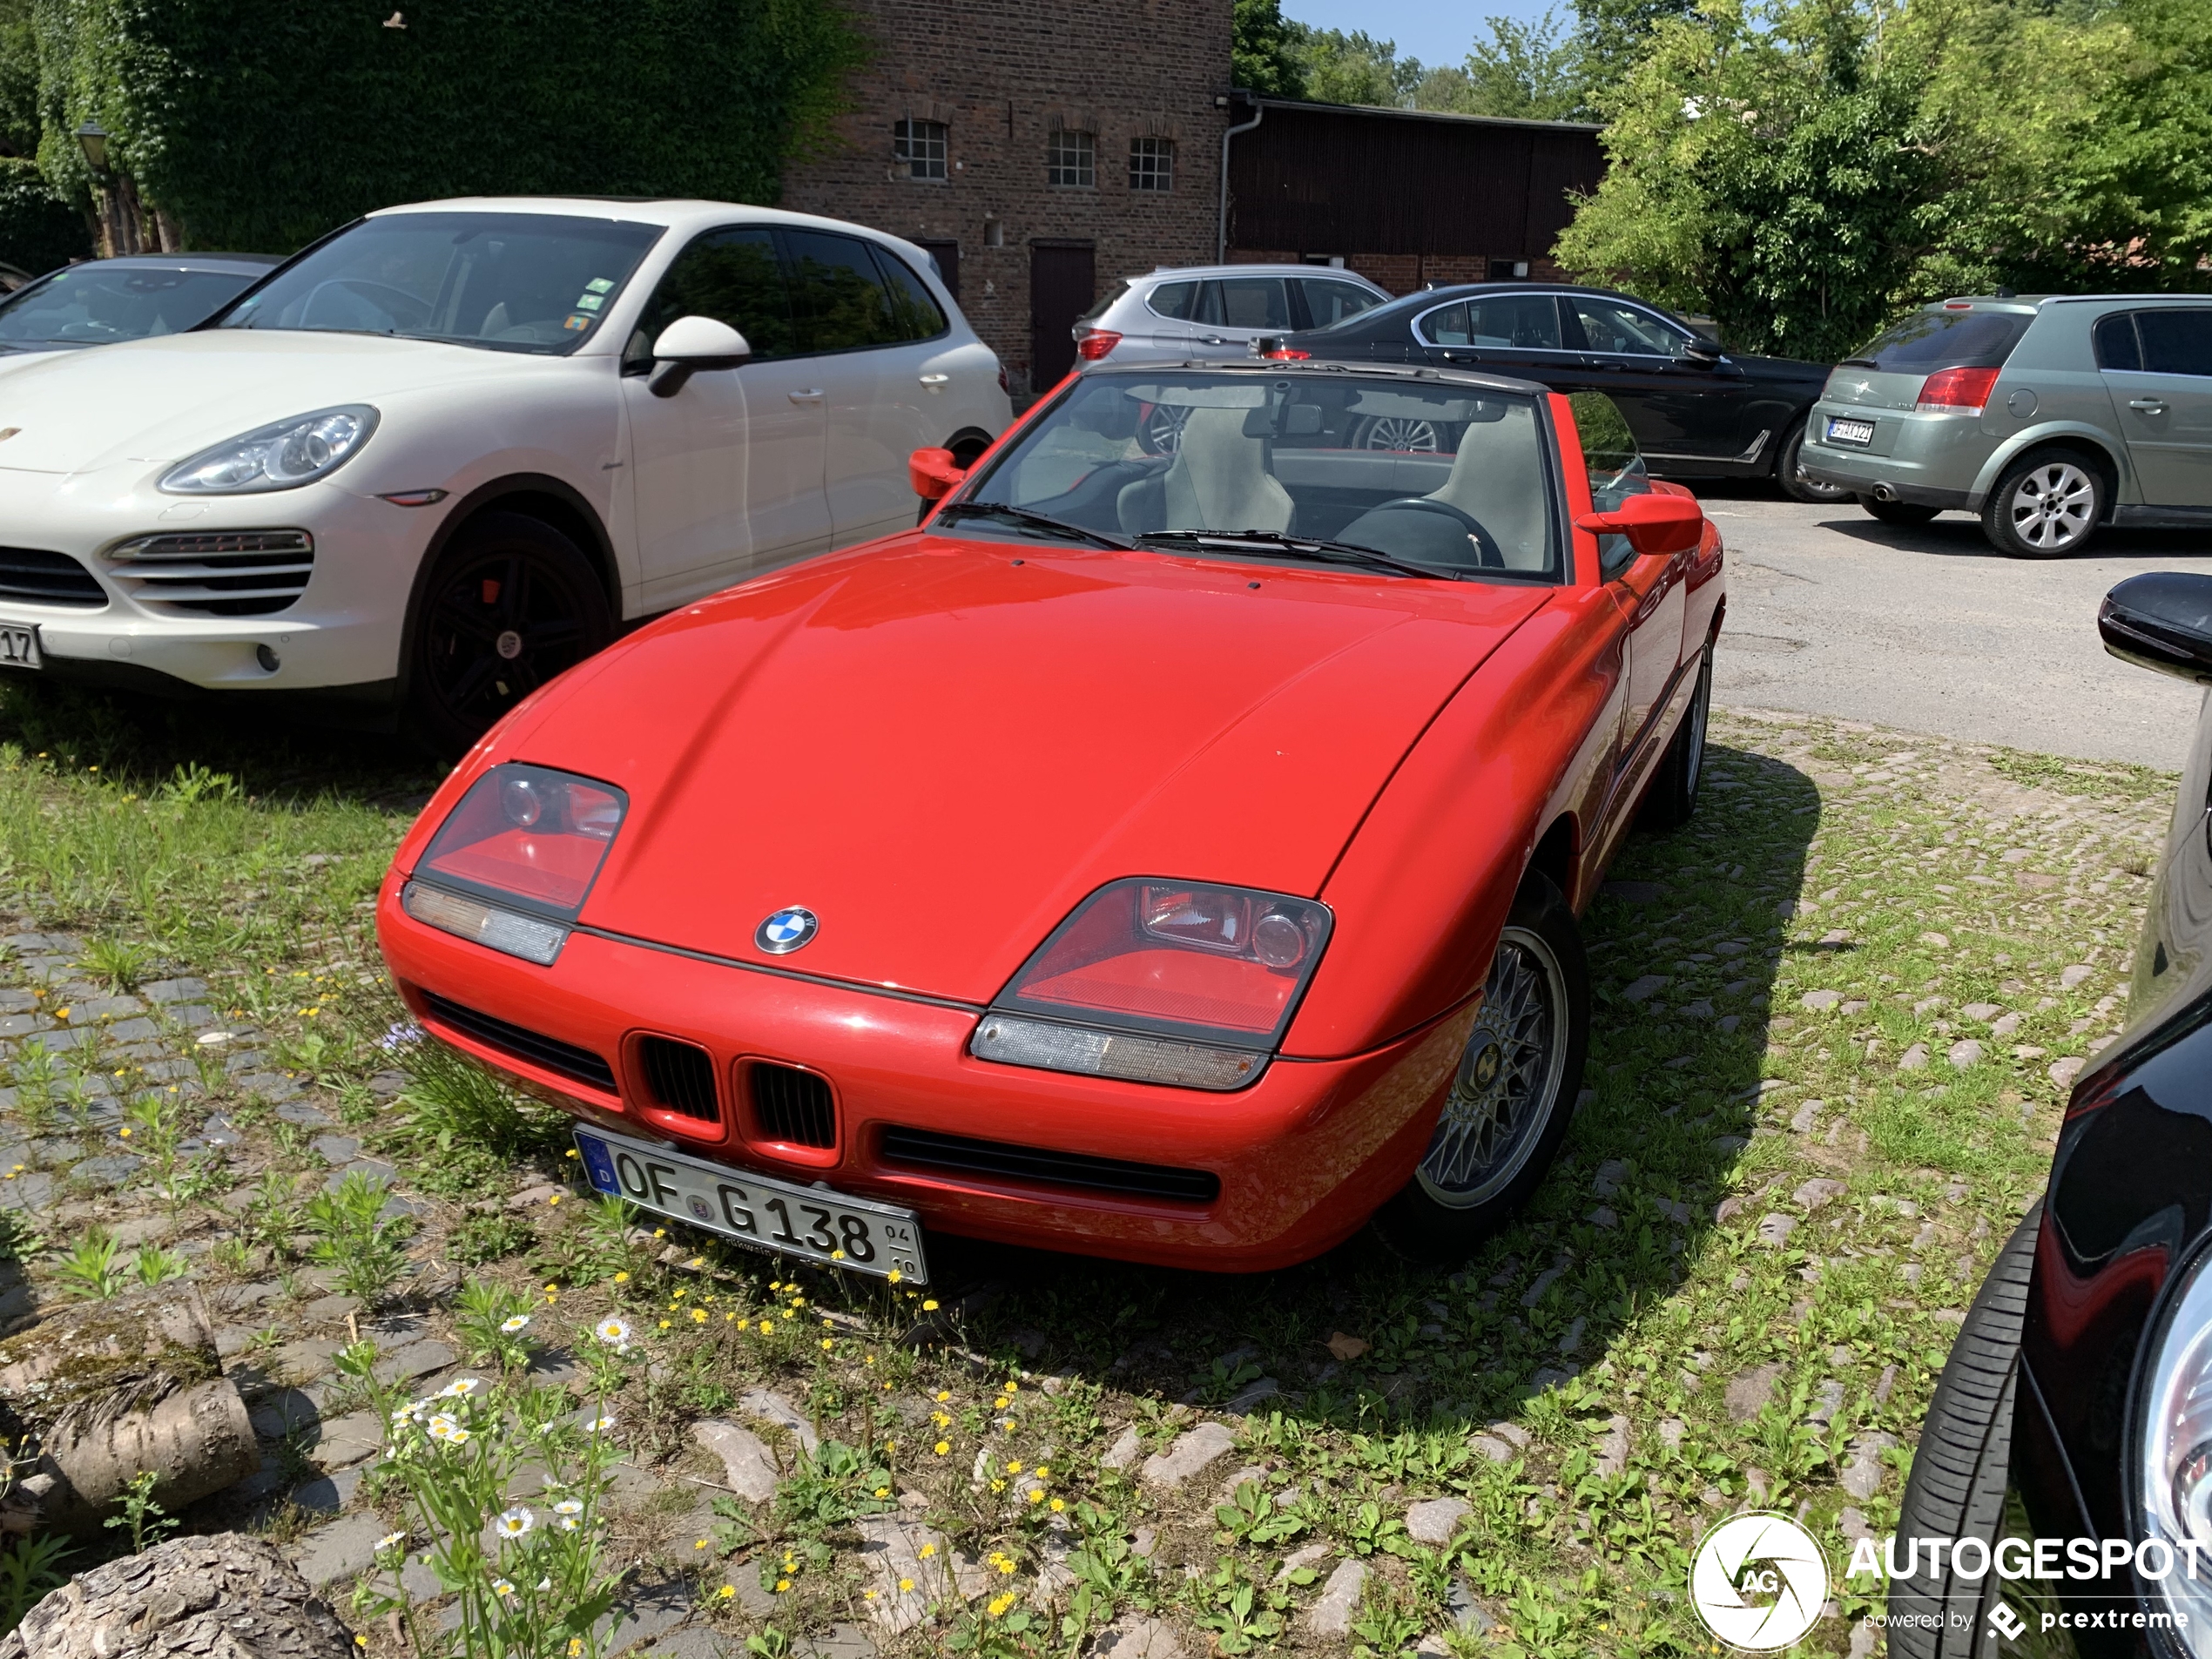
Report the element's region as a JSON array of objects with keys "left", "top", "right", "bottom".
[
  {"left": 594, "top": 1317, "right": 632, "bottom": 1347},
  {"left": 557, "top": 1515, "right": 580, "bottom": 1532},
  {"left": 500, "top": 1314, "right": 530, "bottom": 1333},
  {"left": 375, "top": 1531, "right": 407, "bottom": 1553},
  {"left": 493, "top": 1506, "right": 535, "bottom": 1538},
  {"left": 437, "top": 1378, "right": 483, "bottom": 1398},
  {"left": 586, "top": 1414, "right": 616, "bottom": 1432},
  {"left": 553, "top": 1500, "right": 584, "bottom": 1515},
  {"left": 427, "top": 1414, "right": 469, "bottom": 1444},
  {"left": 492, "top": 1578, "right": 516, "bottom": 1597}
]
